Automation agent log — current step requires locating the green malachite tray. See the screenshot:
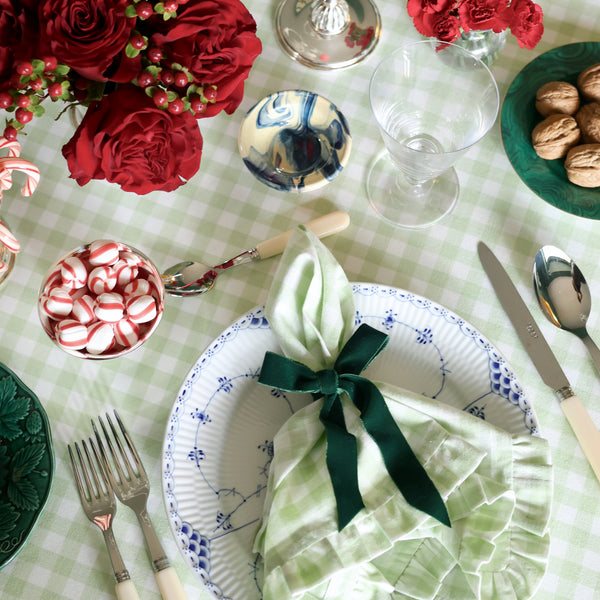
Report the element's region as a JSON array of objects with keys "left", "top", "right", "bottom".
[
  {"left": 502, "top": 42, "right": 600, "bottom": 219},
  {"left": 0, "top": 362, "right": 54, "bottom": 569}
]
